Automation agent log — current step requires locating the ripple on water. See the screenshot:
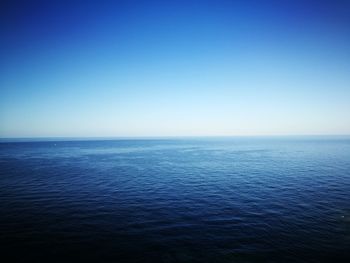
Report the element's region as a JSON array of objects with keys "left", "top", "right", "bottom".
[{"left": 0, "top": 138, "right": 350, "bottom": 262}]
